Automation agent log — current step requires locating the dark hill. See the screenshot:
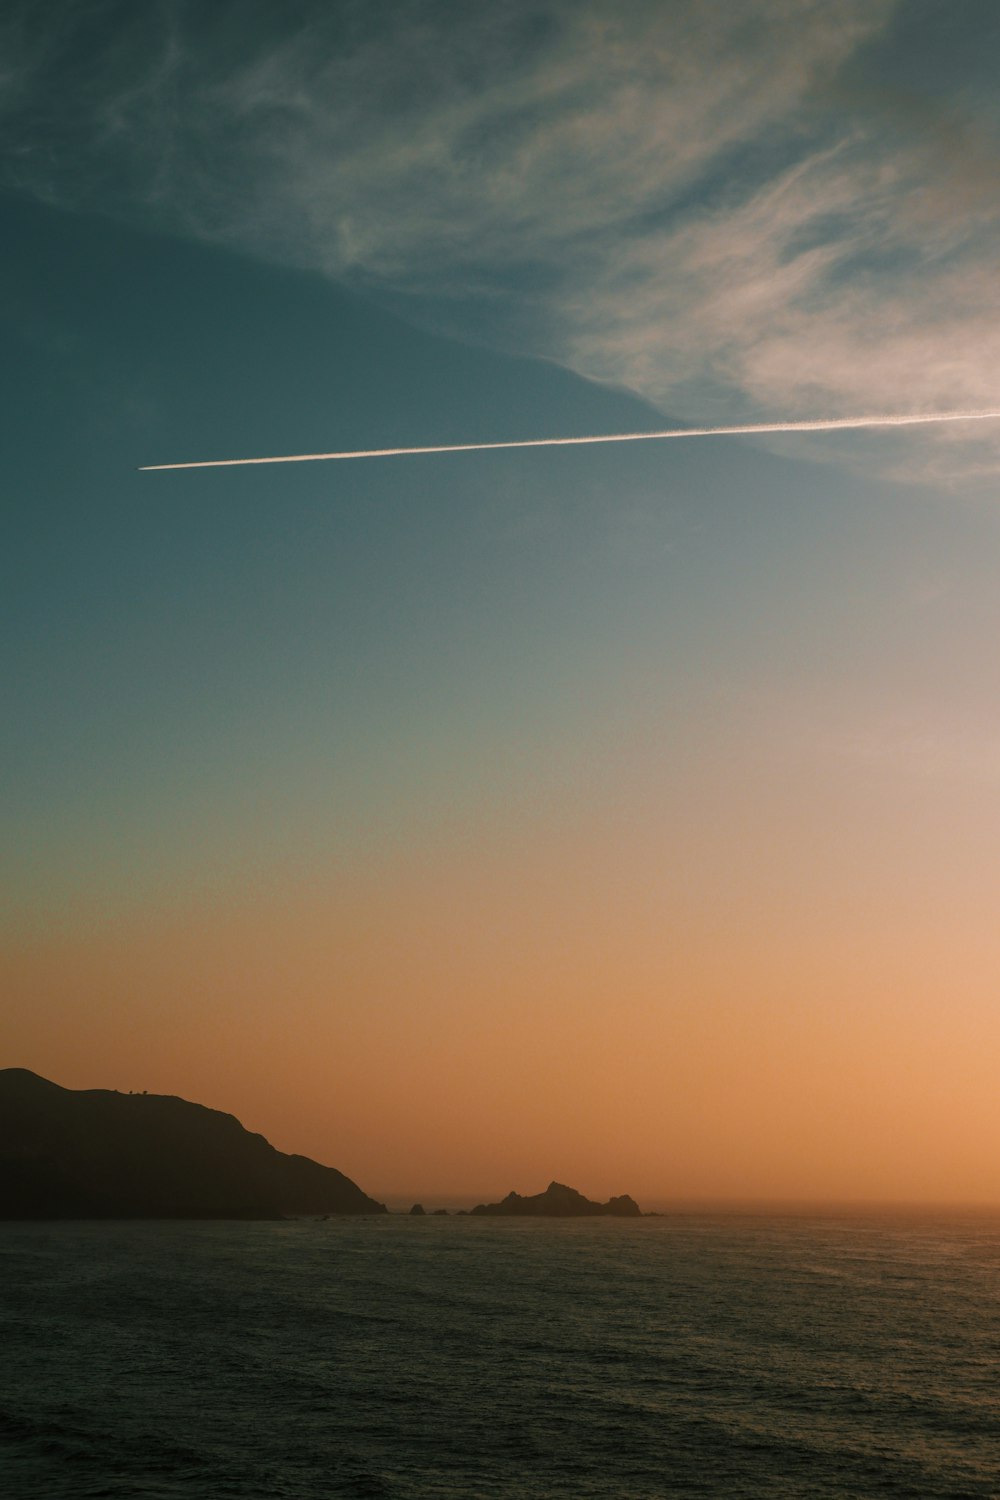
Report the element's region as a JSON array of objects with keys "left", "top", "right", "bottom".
[
  {"left": 470, "top": 1181, "right": 641, "bottom": 1217},
  {"left": 0, "top": 1069, "right": 386, "bottom": 1219}
]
